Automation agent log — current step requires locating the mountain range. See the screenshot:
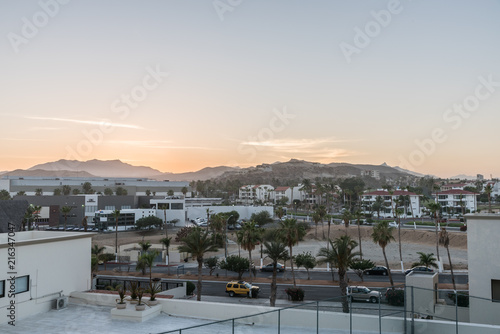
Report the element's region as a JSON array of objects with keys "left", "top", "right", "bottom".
[{"left": 0, "top": 159, "right": 423, "bottom": 183}]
